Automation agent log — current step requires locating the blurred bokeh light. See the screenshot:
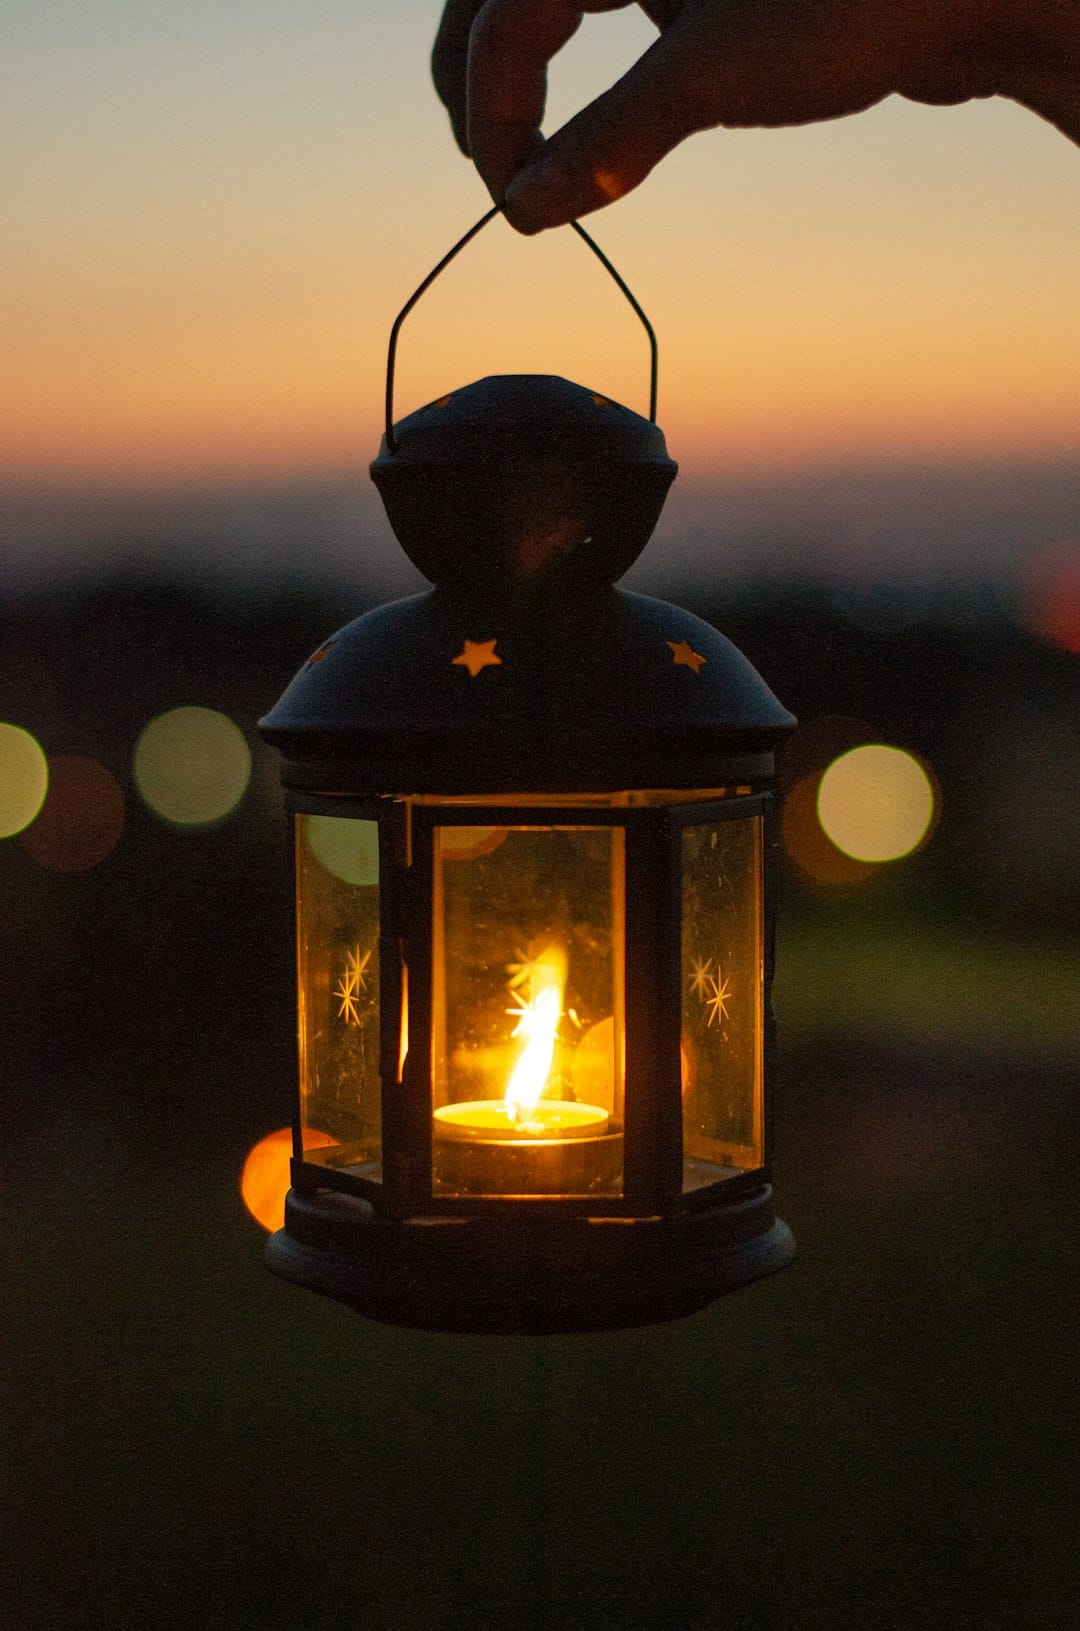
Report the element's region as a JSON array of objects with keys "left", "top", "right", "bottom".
[
  {"left": 133, "top": 706, "right": 252, "bottom": 827},
  {"left": 306, "top": 813, "right": 380, "bottom": 884},
  {"left": 241, "top": 1127, "right": 335, "bottom": 1233},
  {"left": 19, "top": 755, "right": 125, "bottom": 872},
  {"left": 781, "top": 775, "right": 875, "bottom": 886},
  {"left": 818, "top": 745, "right": 937, "bottom": 863},
  {"left": 0, "top": 722, "right": 49, "bottom": 838},
  {"left": 1023, "top": 538, "right": 1080, "bottom": 654}
]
